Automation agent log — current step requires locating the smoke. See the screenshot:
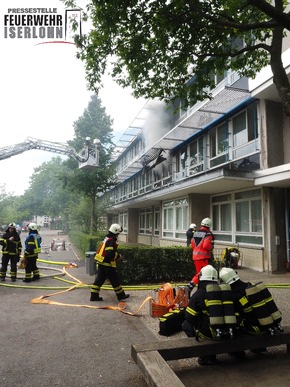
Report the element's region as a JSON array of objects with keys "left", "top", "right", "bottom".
[{"left": 142, "top": 102, "right": 171, "bottom": 149}]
